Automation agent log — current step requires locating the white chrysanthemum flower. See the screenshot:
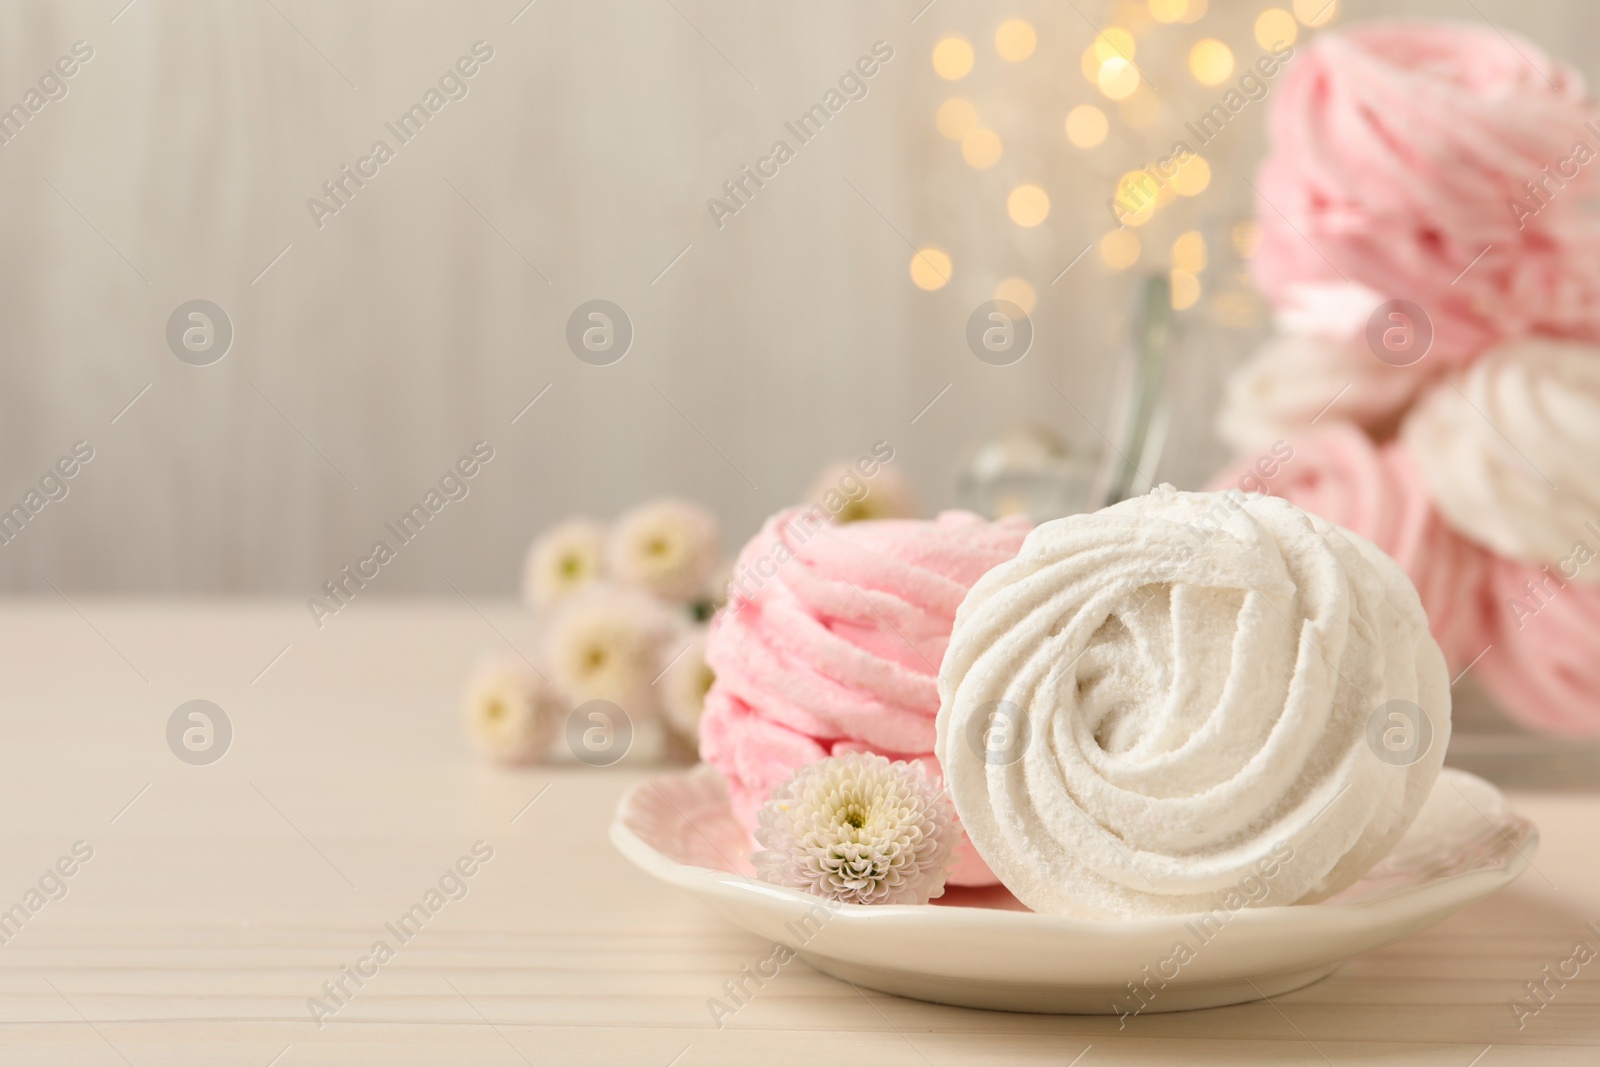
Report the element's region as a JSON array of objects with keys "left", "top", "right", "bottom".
[
  {"left": 545, "top": 585, "right": 672, "bottom": 714},
  {"left": 754, "top": 753, "right": 955, "bottom": 906},
  {"left": 806, "top": 462, "right": 920, "bottom": 524},
  {"left": 607, "top": 498, "right": 721, "bottom": 602},
  {"left": 657, "top": 627, "right": 713, "bottom": 748},
  {"left": 462, "top": 654, "right": 561, "bottom": 765},
  {"left": 522, "top": 519, "right": 607, "bottom": 609}
]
